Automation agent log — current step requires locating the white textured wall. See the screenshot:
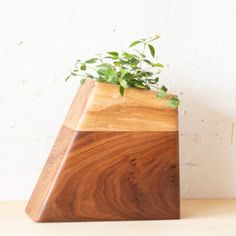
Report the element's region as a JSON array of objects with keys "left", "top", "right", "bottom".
[{"left": 0, "top": 0, "right": 236, "bottom": 200}]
